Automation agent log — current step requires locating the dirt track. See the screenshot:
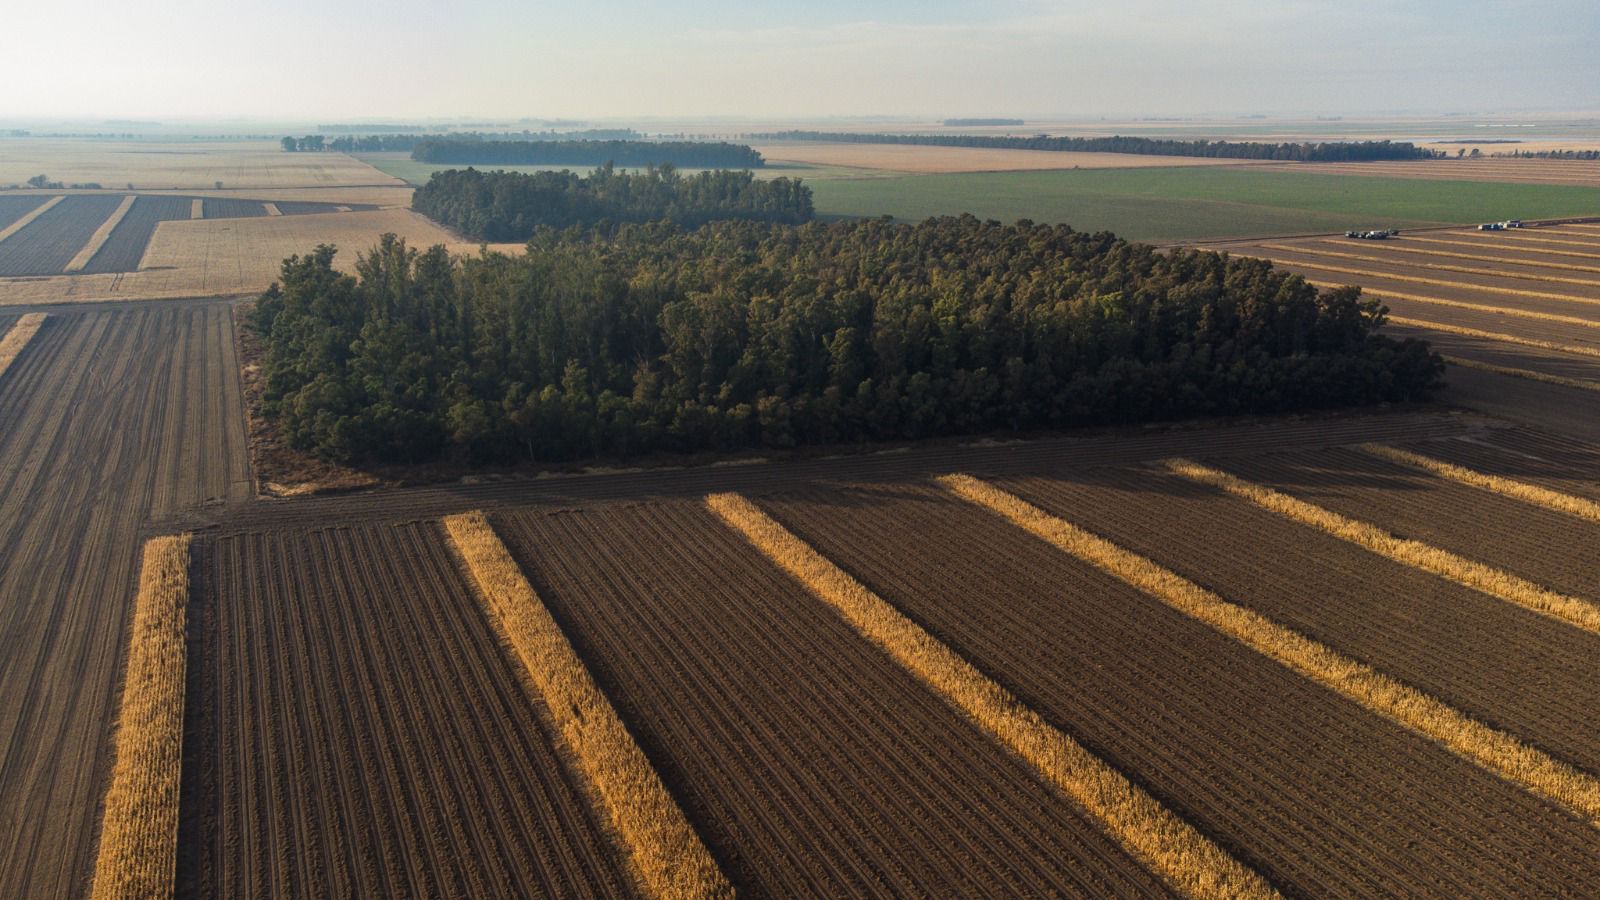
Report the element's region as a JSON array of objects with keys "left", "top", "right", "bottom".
[
  {"left": 0, "top": 304, "right": 247, "bottom": 899},
  {"left": 495, "top": 501, "right": 1174, "bottom": 896},
  {"left": 755, "top": 482, "right": 1600, "bottom": 896}
]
